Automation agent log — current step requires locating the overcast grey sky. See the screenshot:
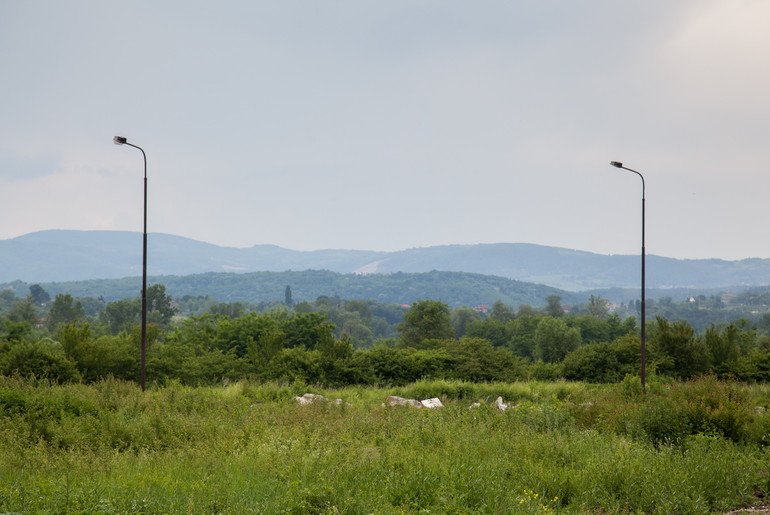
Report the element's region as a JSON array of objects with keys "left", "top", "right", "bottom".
[{"left": 2, "top": 1, "right": 769, "bottom": 260}]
